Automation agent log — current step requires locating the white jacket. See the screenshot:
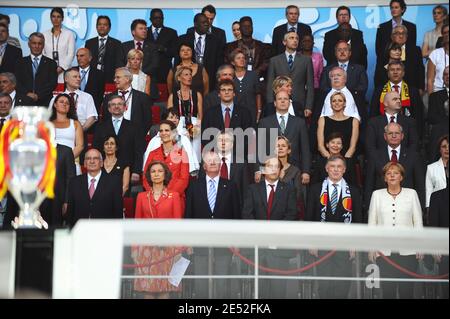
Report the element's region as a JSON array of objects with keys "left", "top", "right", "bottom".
[{"left": 425, "top": 158, "right": 447, "bottom": 207}]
